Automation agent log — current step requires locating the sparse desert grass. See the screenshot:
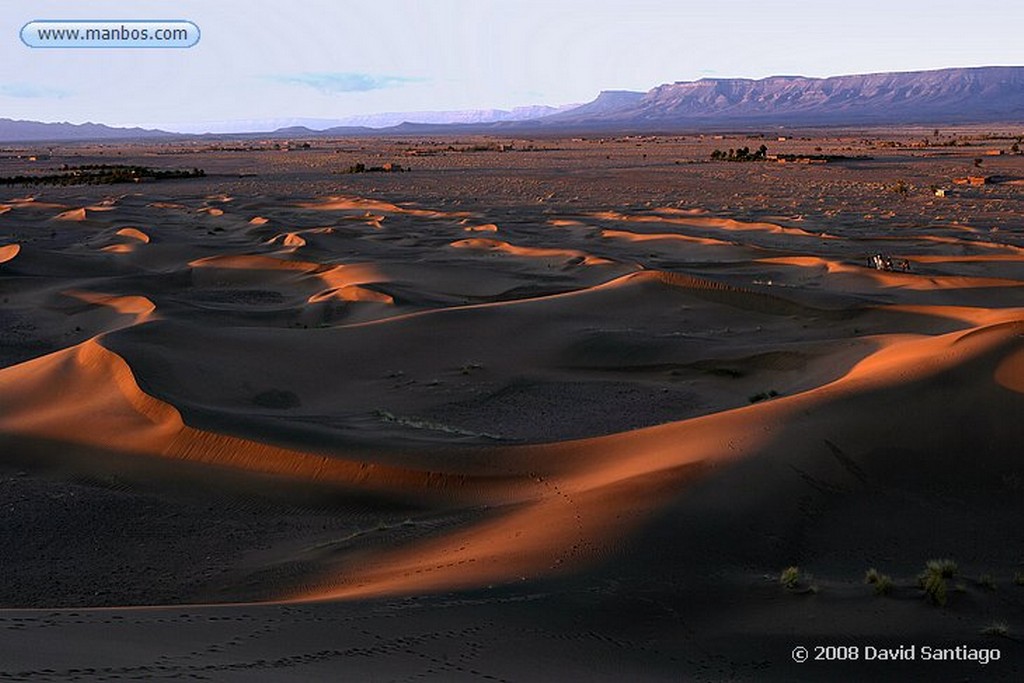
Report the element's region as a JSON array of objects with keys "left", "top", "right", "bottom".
[
  {"left": 927, "top": 558, "right": 958, "bottom": 578},
  {"left": 864, "top": 568, "right": 893, "bottom": 596},
  {"left": 374, "top": 408, "right": 502, "bottom": 439},
  {"left": 919, "top": 559, "right": 958, "bottom": 606},
  {"left": 1013, "top": 572, "right": 1024, "bottom": 586},
  {"left": 890, "top": 178, "right": 911, "bottom": 196},
  {"left": 978, "top": 574, "right": 997, "bottom": 591},
  {"left": 779, "top": 566, "right": 817, "bottom": 593},
  {"left": 460, "top": 361, "right": 484, "bottom": 375},
  {"left": 980, "top": 622, "right": 1010, "bottom": 638}
]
